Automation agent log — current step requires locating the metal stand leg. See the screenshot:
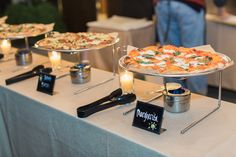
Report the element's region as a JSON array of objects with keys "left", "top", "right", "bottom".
[
  {"left": 25, "top": 37, "right": 29, "bottom": 50},
  {"left": 112, "top": 44, "right": 116, "bottom": 76},
  {"left": 77, "top": 52, "right": 81, "bottom": 64},
  {"left": 180, "top": 71, "right": 222, "bottom": 134}
]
